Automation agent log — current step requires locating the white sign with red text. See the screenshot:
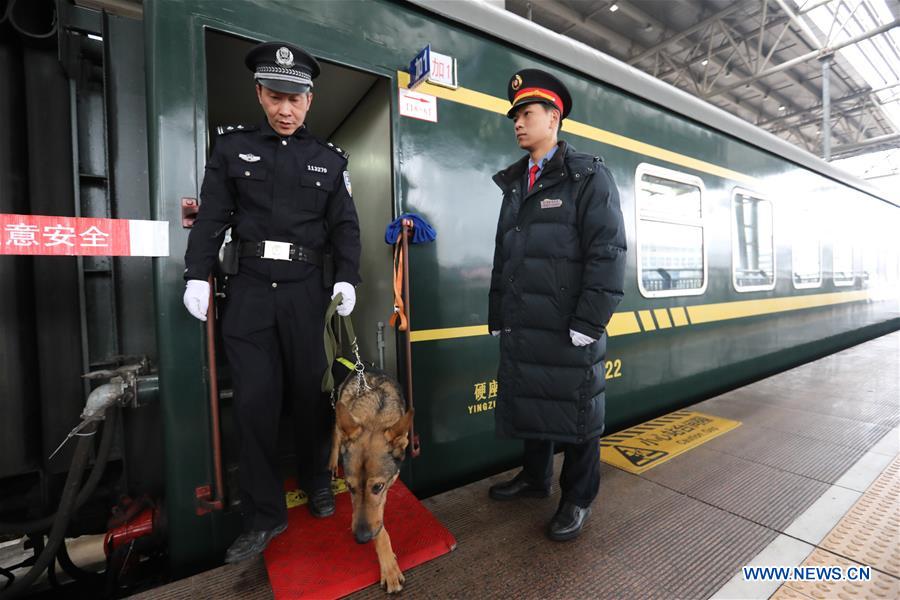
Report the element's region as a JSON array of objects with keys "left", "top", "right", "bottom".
[
  {"left": 399, "top": 88, "right": 438, "bottom": 123},
  {"left": 0, "top": 214, "right": 169, "bottom": 256},
  {"left": 428, "top": 51, "right": 458, "bottom": 89}
]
